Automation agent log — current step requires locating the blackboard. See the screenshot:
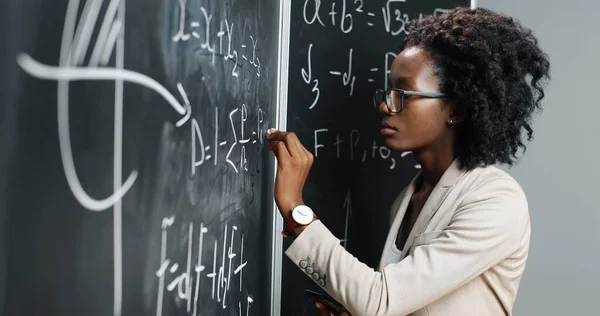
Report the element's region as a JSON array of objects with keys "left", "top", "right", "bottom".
[
  {"left": 282, "top": 0, "right": 471, "bottom": 315},
  {"left": 0, "top": 0, "right": 285, "bottom": 315}
]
